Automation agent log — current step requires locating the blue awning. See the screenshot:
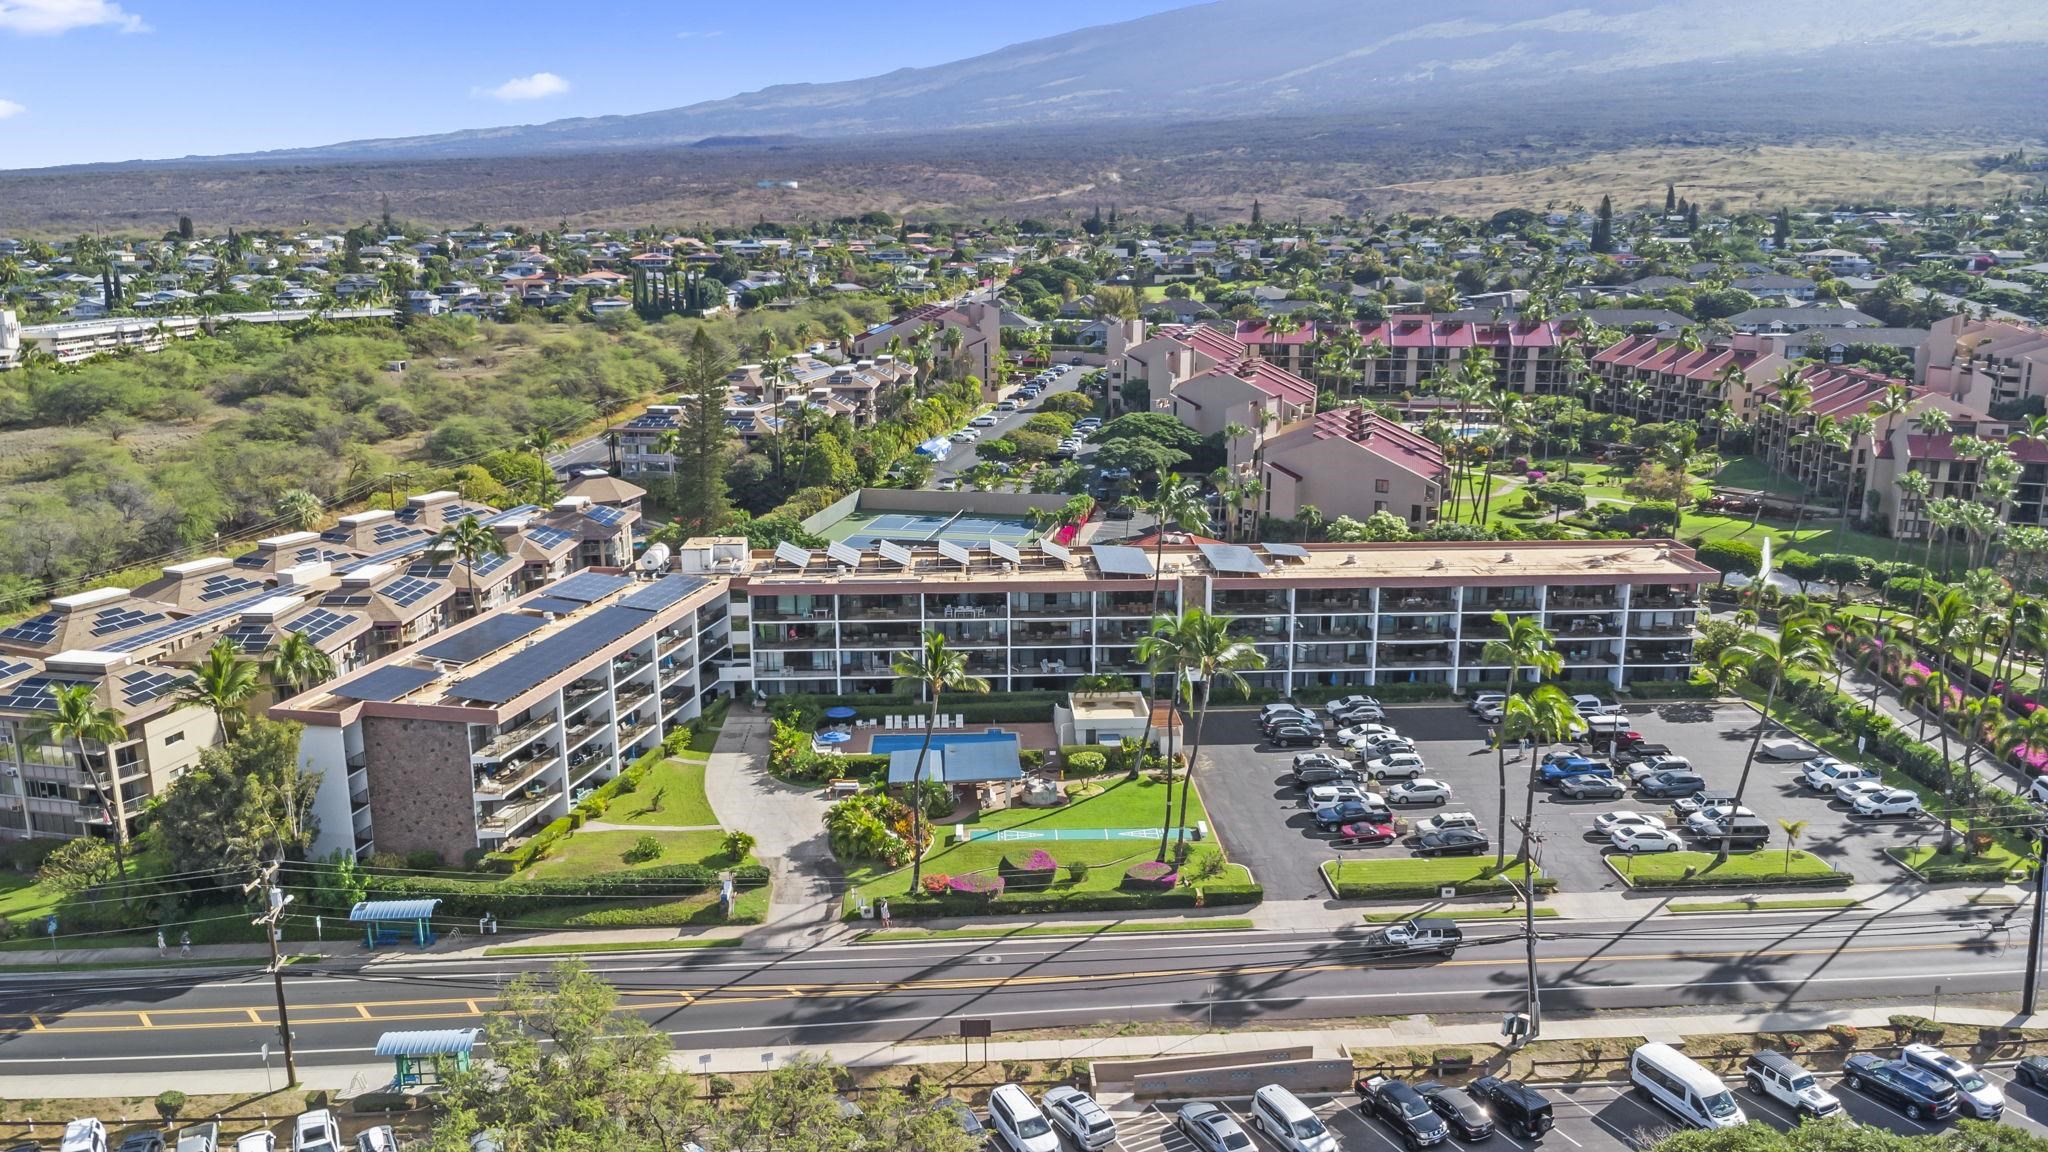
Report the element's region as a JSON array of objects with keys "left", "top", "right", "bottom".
[
  {"left": 376, "top": 1028, "right": 480, "bottom": 1058},
  {"left": 349, "top": 899, "right": 441, "bottom": 922}
]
